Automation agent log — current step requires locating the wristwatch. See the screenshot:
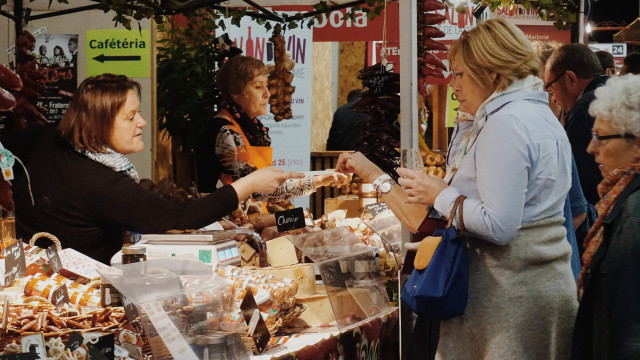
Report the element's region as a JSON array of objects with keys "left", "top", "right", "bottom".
[{"left": 372, "top": 174, "right": 394, "bottom": 194}]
